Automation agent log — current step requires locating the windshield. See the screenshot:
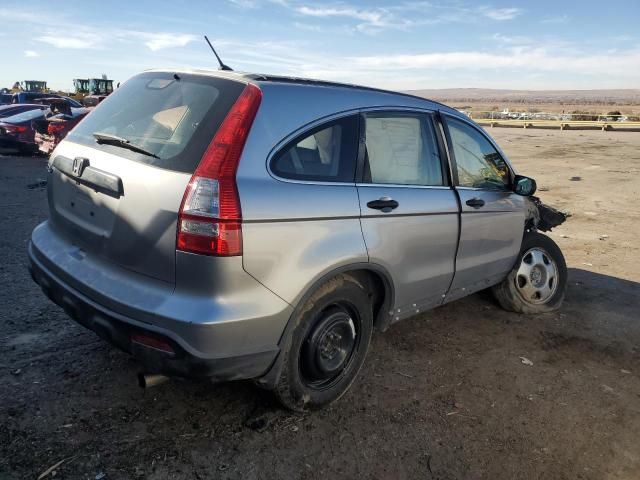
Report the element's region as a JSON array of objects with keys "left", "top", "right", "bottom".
[
  {"left": 3, "top": 108, "right": 48, "bottom": 123},
  {"left": 67, "top": 72, "right": 245, "bottom": 173}
]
